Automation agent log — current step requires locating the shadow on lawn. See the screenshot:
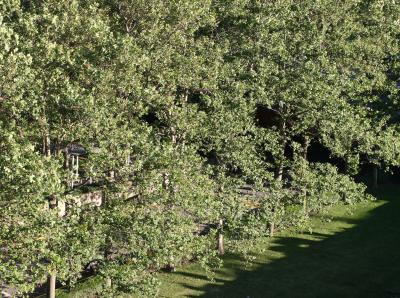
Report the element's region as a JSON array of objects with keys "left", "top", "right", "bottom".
[{"left": 184, "top": 188, "right": 400, "bottom": 298}]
